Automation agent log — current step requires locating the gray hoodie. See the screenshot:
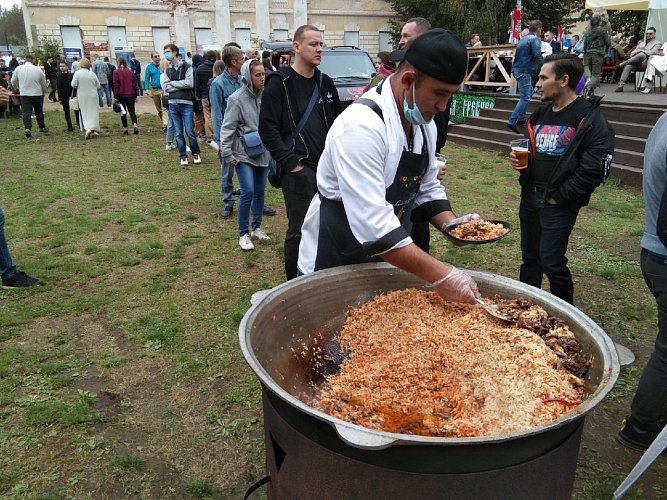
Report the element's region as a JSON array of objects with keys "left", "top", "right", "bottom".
[{"left": 219, "top": 59, "right": 270, "bottom": 167}]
